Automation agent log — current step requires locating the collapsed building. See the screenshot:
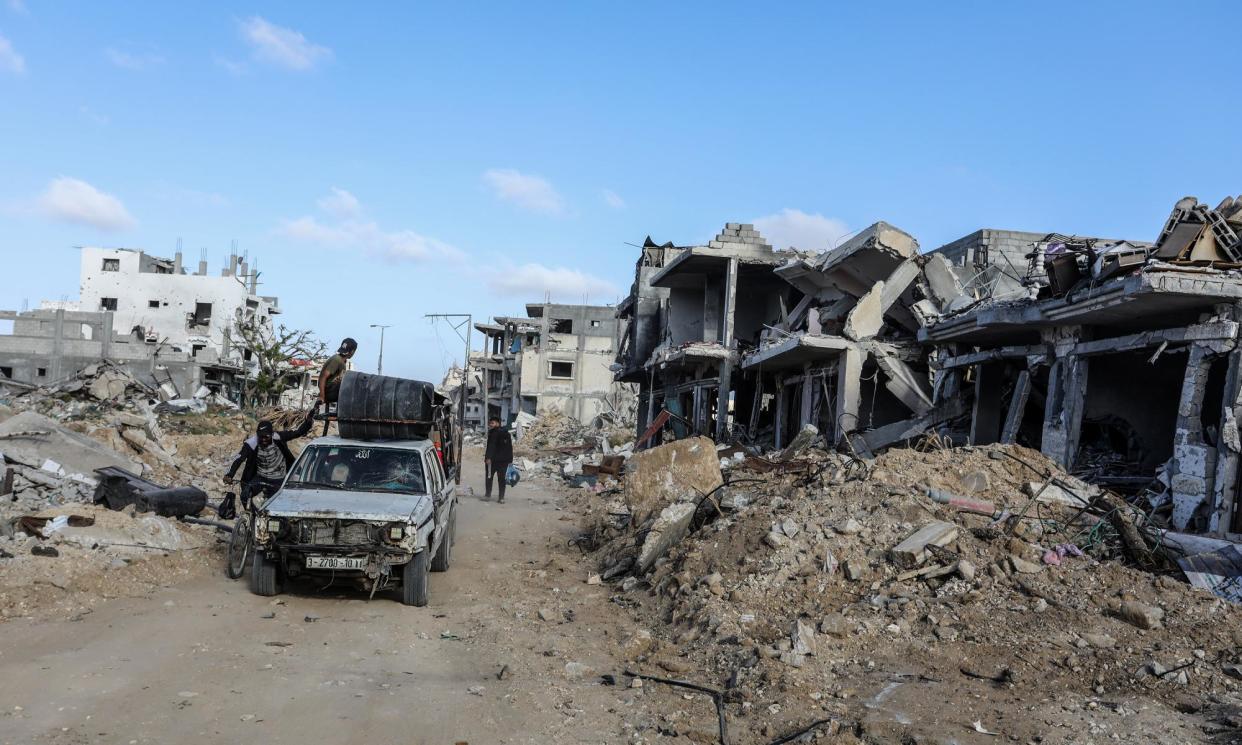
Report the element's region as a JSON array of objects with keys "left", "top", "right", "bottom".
[
  {"left": 0, "top": 247, "right": 280, "bottom": 401},
  {"left": 467, "top": 303, "right": 636, "bottom": 428},
  {"left": 616, "top": 196, "right": 1242, "bottom": 542}
]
